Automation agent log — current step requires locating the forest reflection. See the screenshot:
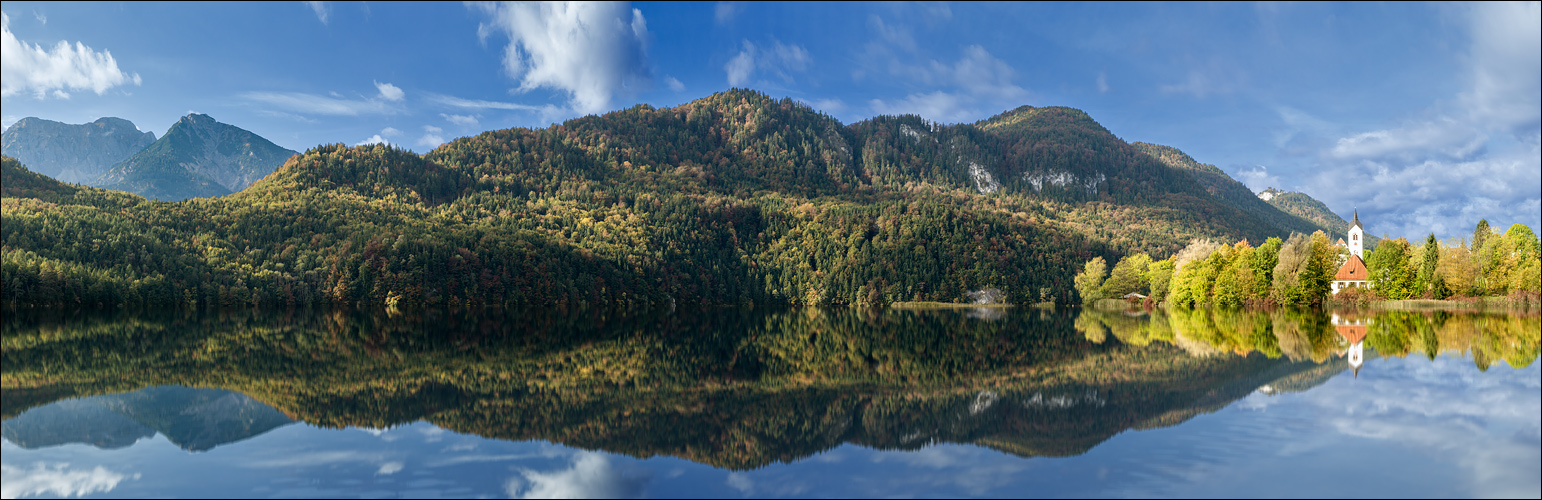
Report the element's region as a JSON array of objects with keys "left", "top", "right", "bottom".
[
  {"left": 3, "top": 305, "right": 1537, "bottom": 469},
  {"left": 1074, "top": 307, "right": 1539, "bottom": 370}
]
